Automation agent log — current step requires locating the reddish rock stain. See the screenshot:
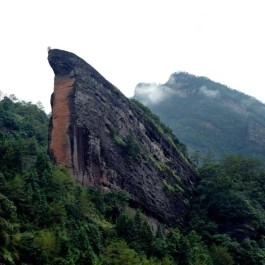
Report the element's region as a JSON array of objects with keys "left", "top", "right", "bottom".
[{"left": 50, "top": 76, "right": 75, "bottom": 169}]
